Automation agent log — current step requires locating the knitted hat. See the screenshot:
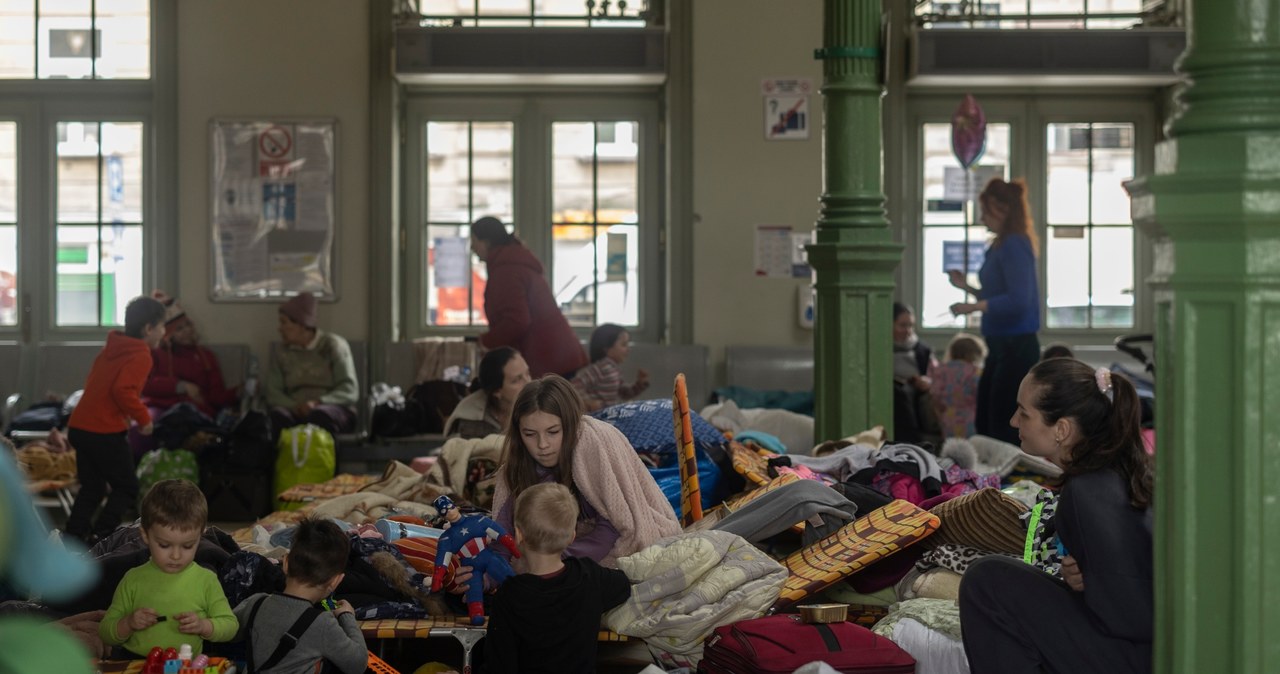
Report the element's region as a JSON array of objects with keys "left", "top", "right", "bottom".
[
  {"left": 279, "top": 291, "right": 317, "bottom": 329},
  {"left": 151, "top": 290, "right": 186, "bottom": 326}
]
